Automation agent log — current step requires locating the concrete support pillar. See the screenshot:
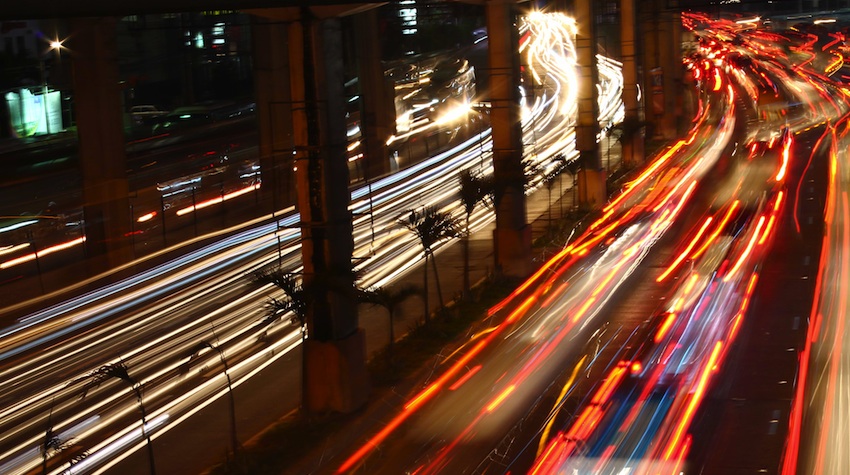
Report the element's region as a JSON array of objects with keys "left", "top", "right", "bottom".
[
  {"left": 670, "top": 6, "right": 685, "bottom": 135},
  {"left": 289, "top": 9, "right": 368, "bottom": 414},
  {"left": 252, "top": 16, "right": 296, "bottom": 213},
  {"left": 575, "top": 0, "right": 606, "bottom": 208},
  {"left": 68, "top": 17, "right": 133, "bottom": 274},
  {"left": 658, "top": 6, "right": 677, "bottom": 140},
  {"left": 620, "top": 0, "right": 644, "bottom": 168},
  {"left": 486, "top": 0, "right": 531, "bottom": 278},
  {"left": 641, "top": 0, "right": 661, "bottom": 140},
  {"left": 354, "top": 9, "right": 394, "bottom": 181},
  {"left": 641, "top": 0, "right": 681, "bottom": 141}
]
